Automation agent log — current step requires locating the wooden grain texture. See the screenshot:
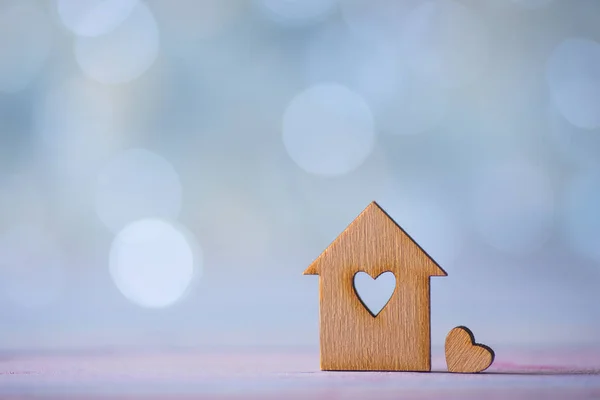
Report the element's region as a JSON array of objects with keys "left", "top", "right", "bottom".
[
  {"left": 303, "top": 201, "right": 447, "bottom": 371},
  {"left": 445, "top": 326, "right": 495, "bottom": 373}
]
